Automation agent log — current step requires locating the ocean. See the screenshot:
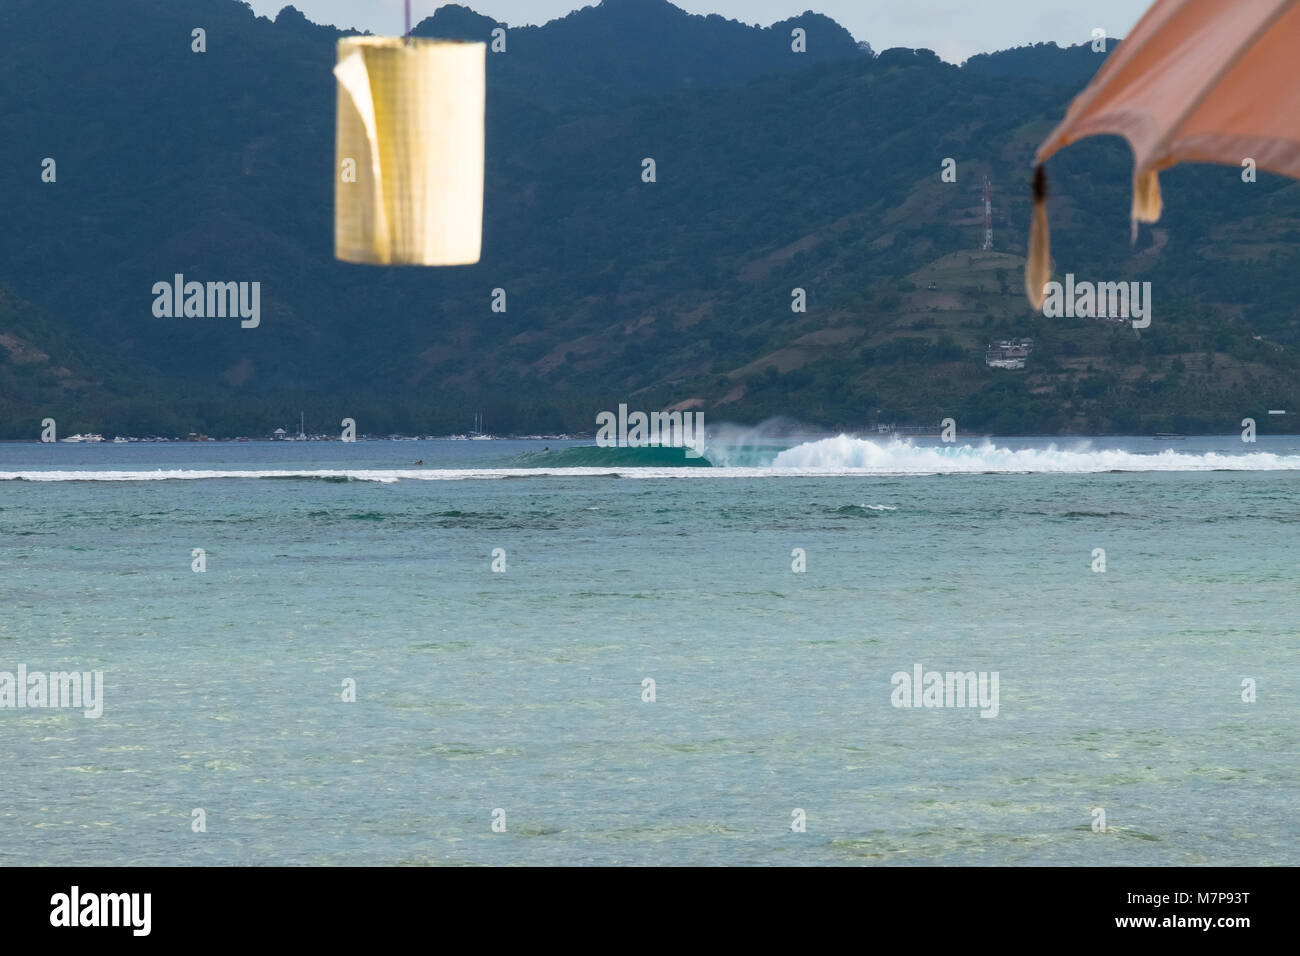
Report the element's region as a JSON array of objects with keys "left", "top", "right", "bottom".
[{"left": 1, "top": 434, "right": 1297, "bottom": 865}]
